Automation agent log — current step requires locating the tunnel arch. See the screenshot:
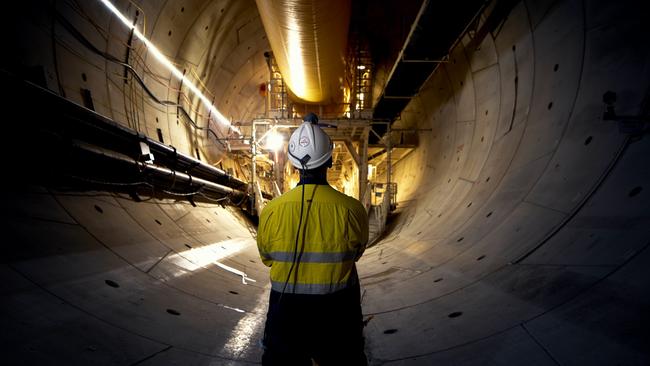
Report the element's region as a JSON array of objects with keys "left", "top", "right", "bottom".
[{"left": 2, "top": 0, "right": 649, "bottom": 365}]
